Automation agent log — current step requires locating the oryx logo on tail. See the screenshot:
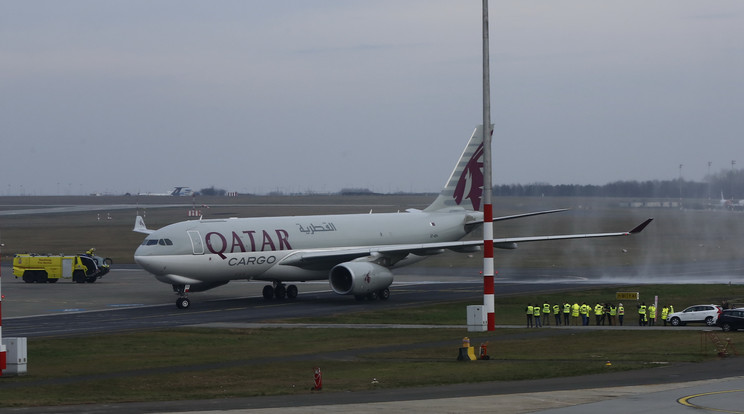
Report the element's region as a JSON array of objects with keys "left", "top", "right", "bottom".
[{"left": 453, "top": 142, "right": 484, "bottom": 211}]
